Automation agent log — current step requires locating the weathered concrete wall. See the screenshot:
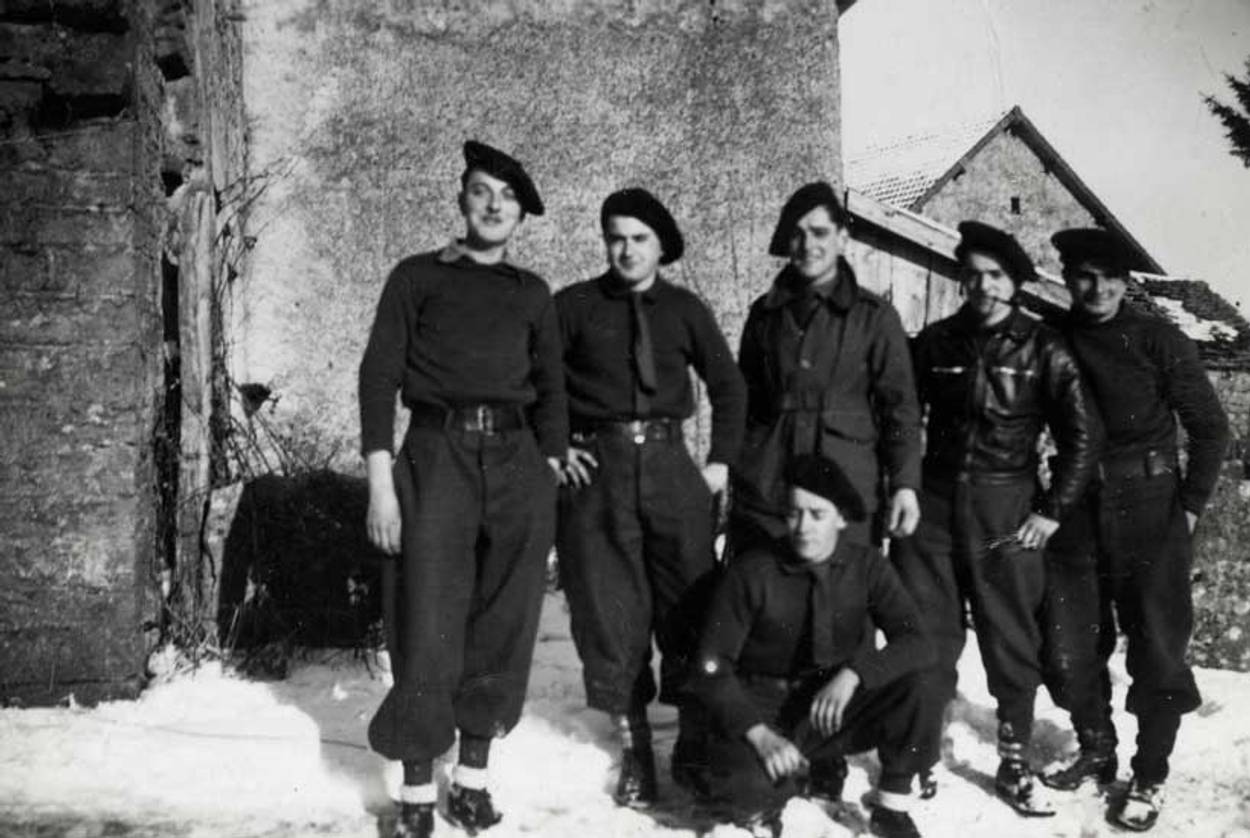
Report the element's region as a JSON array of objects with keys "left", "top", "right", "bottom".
[
  {"left": 236, "top": 0, "right": 844, "bottom": 465},
  {"left": 920, "top": 129, "right": 1098, "bottom": 275},
  {"left": 0, "top": 0, "right": 163, "bottom": 703}
]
